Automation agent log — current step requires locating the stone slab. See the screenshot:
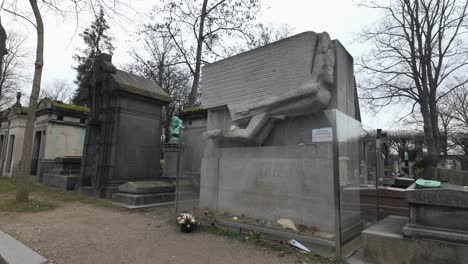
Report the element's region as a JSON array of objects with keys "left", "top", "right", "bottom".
[
  {"left": 0, "top": 230, "right": 47, "bottom": 264},
  {"left": 42, "top": 173, "right": 79, "bottom": 190},
  {"left": 117, "top": 181, "right": 175, "bottom": 194},
  {"left": 112, "top": 192, "right": 175, "bottom": 206},
  {"left": 405, "top": 182, "right": 468, "bottom": 208},
  {"left": 112, "top": 201, "right": 174, "bottom": 209},
  {"left": 362, "top": 216, "right": 468, "bottom": 264}
]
